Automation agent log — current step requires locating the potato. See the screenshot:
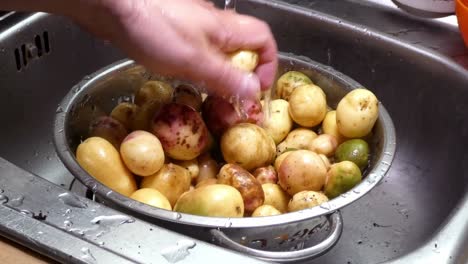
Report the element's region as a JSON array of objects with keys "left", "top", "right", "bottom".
[
  {"left": 289, "top": 84, "right": 327, "bottom": 127},
  {"left": 135, "top": 80, "right": 173, "bottom": 106},
  {"left": 197, "top": 153, "right": 219, "bottom": 184},
  {"left": 253, "top": 165, "right": 278, "bottom": 184},
  {"left": 322, "top": 111, "right": 347, "bottom": 144},
  {"left": 278, "top": 150, "right": 327, "bottom": 195},
  {"left": 130, "top": 188, "right": 172, "bottom": 210},
  {"left": 229, "top": 50, "right": 259, "bottom": 72},
  {"left": 274, "top": 151, "right": 293, "bottom": 172},
  {"left": 262, "top": 183, "right": 290, "bottom": 213},
  {"left": 141, "top": 163, "right": 191, "bottom": 206},
  {"left": 252, "top": 205, "right": 281, "bottom": 217},
  {"left": 309, "top": 134, "right": 338, "bottom": 157},
  {"left": 335, "top": 139, "right": 370, "bottom": 170},
  {"left": 221, "top": 123, "right": 275, "bottom": 171},
  {"left": 217, "top": 164, "right": 264, "bottom": 214},
  {"left": 173, "top": 84, "right": 202, "bottom": 111},
  {"left": 325, "top": 161, "right": 362, "bottom": 199},
  {"left": 174, "top": 158, "right": 199, "bottom": 182},
  {"left": 276, "top": 128, "right": 317, "bottom": 156},
  {"left": 275, "top": 71, "right": 312, "bottom": 100},
  {"left": 318, "top": 154, "right": 331, "bottom": 171},
  {"left": 131, "top": 100, "right": 165, "bottom": 131},
  {"left": 262, "top": 99, "right": 293, "bottom": 144},
  {"left": 110, "top": 102, "right": 139, "bottom": 131},
  {"left": 288, "top": 191, "right": 329, "bottom": 212},
  {"left": 202, "top": 96, "right": 263, "bottom": 137},
  {"left": 151, "top": 103, "right": 210, "bottom": 160},
  {"left": 76, "top": 137, "right": 136, "bottom": 196},
  {"left": 336, "top": 88, "right": 379, "bottom": 138},
  {"left": 120, "top": 130, "right": 165, "bottom": 176},
  {"left": 89, "top": 116, "right": 128, "bottom": 149},
  {"left": 174, "top": 184, "right": 244, "bottom": 217},
  {"left": 195, "top": 178, "right": 217, "bottom": 188}
]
